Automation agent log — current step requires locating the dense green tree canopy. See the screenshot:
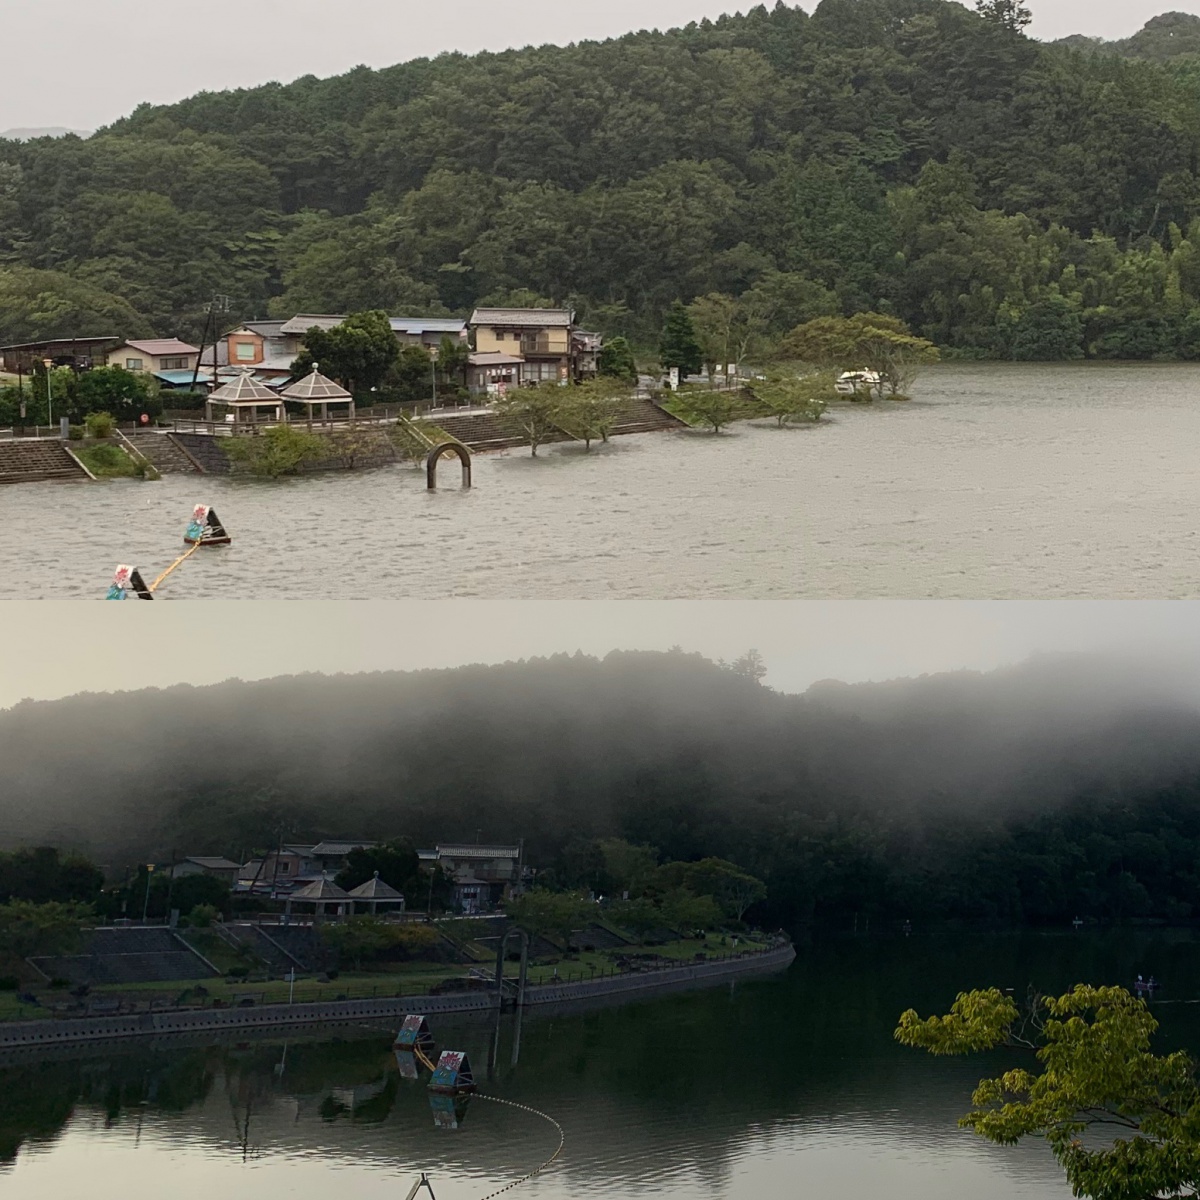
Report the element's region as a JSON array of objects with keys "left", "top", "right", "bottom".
[
  {"left": 8, "top": 652, "right": 1200, "bottom": 934},
  {"left": 3, "top": 5, "right": 1200, "bottom": 357},
  {"left": 898, "top": 985, "right": 1200, "bottom": 1200}
]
